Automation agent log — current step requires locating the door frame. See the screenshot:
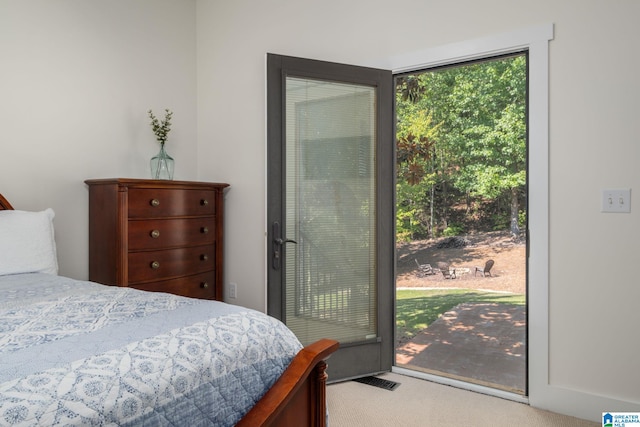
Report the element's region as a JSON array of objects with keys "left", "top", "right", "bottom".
[{"left": 380, "top": 24, "right": 552, "bottom": 404}]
